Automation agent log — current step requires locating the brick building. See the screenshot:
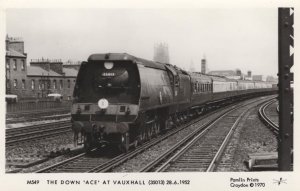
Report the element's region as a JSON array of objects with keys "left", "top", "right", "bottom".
[
  {"left": 5, "top": 36, "right": 28, "bottom": 95},
  {"left": 5, "top": 35, "right": 79, "bottom": 100},
  {"left": 27, "top": 59, "right": 78, "bottom": 100}
]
